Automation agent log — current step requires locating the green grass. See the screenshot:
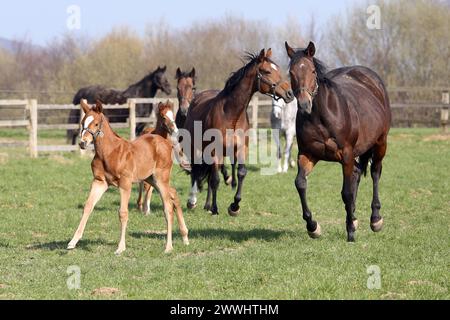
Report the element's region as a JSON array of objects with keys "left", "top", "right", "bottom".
[{"left": 0, "top": 128, "right": 449, "bottom": 299}]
